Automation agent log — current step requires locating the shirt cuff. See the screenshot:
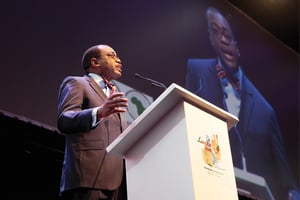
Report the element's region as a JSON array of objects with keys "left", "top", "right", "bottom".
[{"left": 91, "top": 107, "right": 103, "bottom": 128}]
